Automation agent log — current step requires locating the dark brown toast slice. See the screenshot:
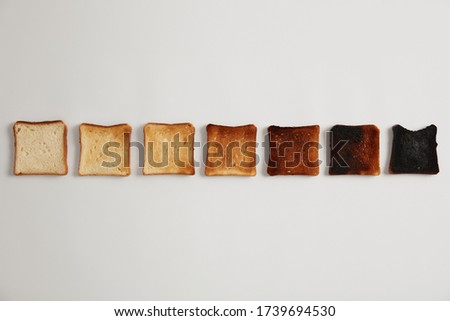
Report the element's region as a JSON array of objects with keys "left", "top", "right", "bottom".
[
  {"left": 267, "top": 125, "right": 320, "bottom": 176},
  {"left": 329, "top": 124, "right": 380, "bottom": 176}
]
